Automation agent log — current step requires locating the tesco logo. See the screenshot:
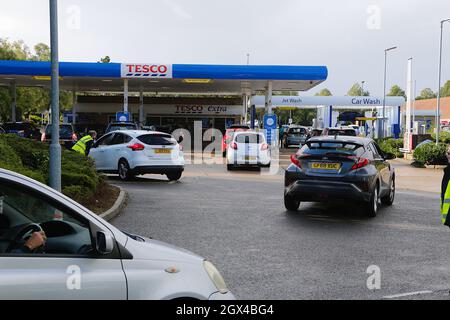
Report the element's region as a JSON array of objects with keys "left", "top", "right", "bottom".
[{"left": 121, "top": 63, "right": 172, "bottom": 78}]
